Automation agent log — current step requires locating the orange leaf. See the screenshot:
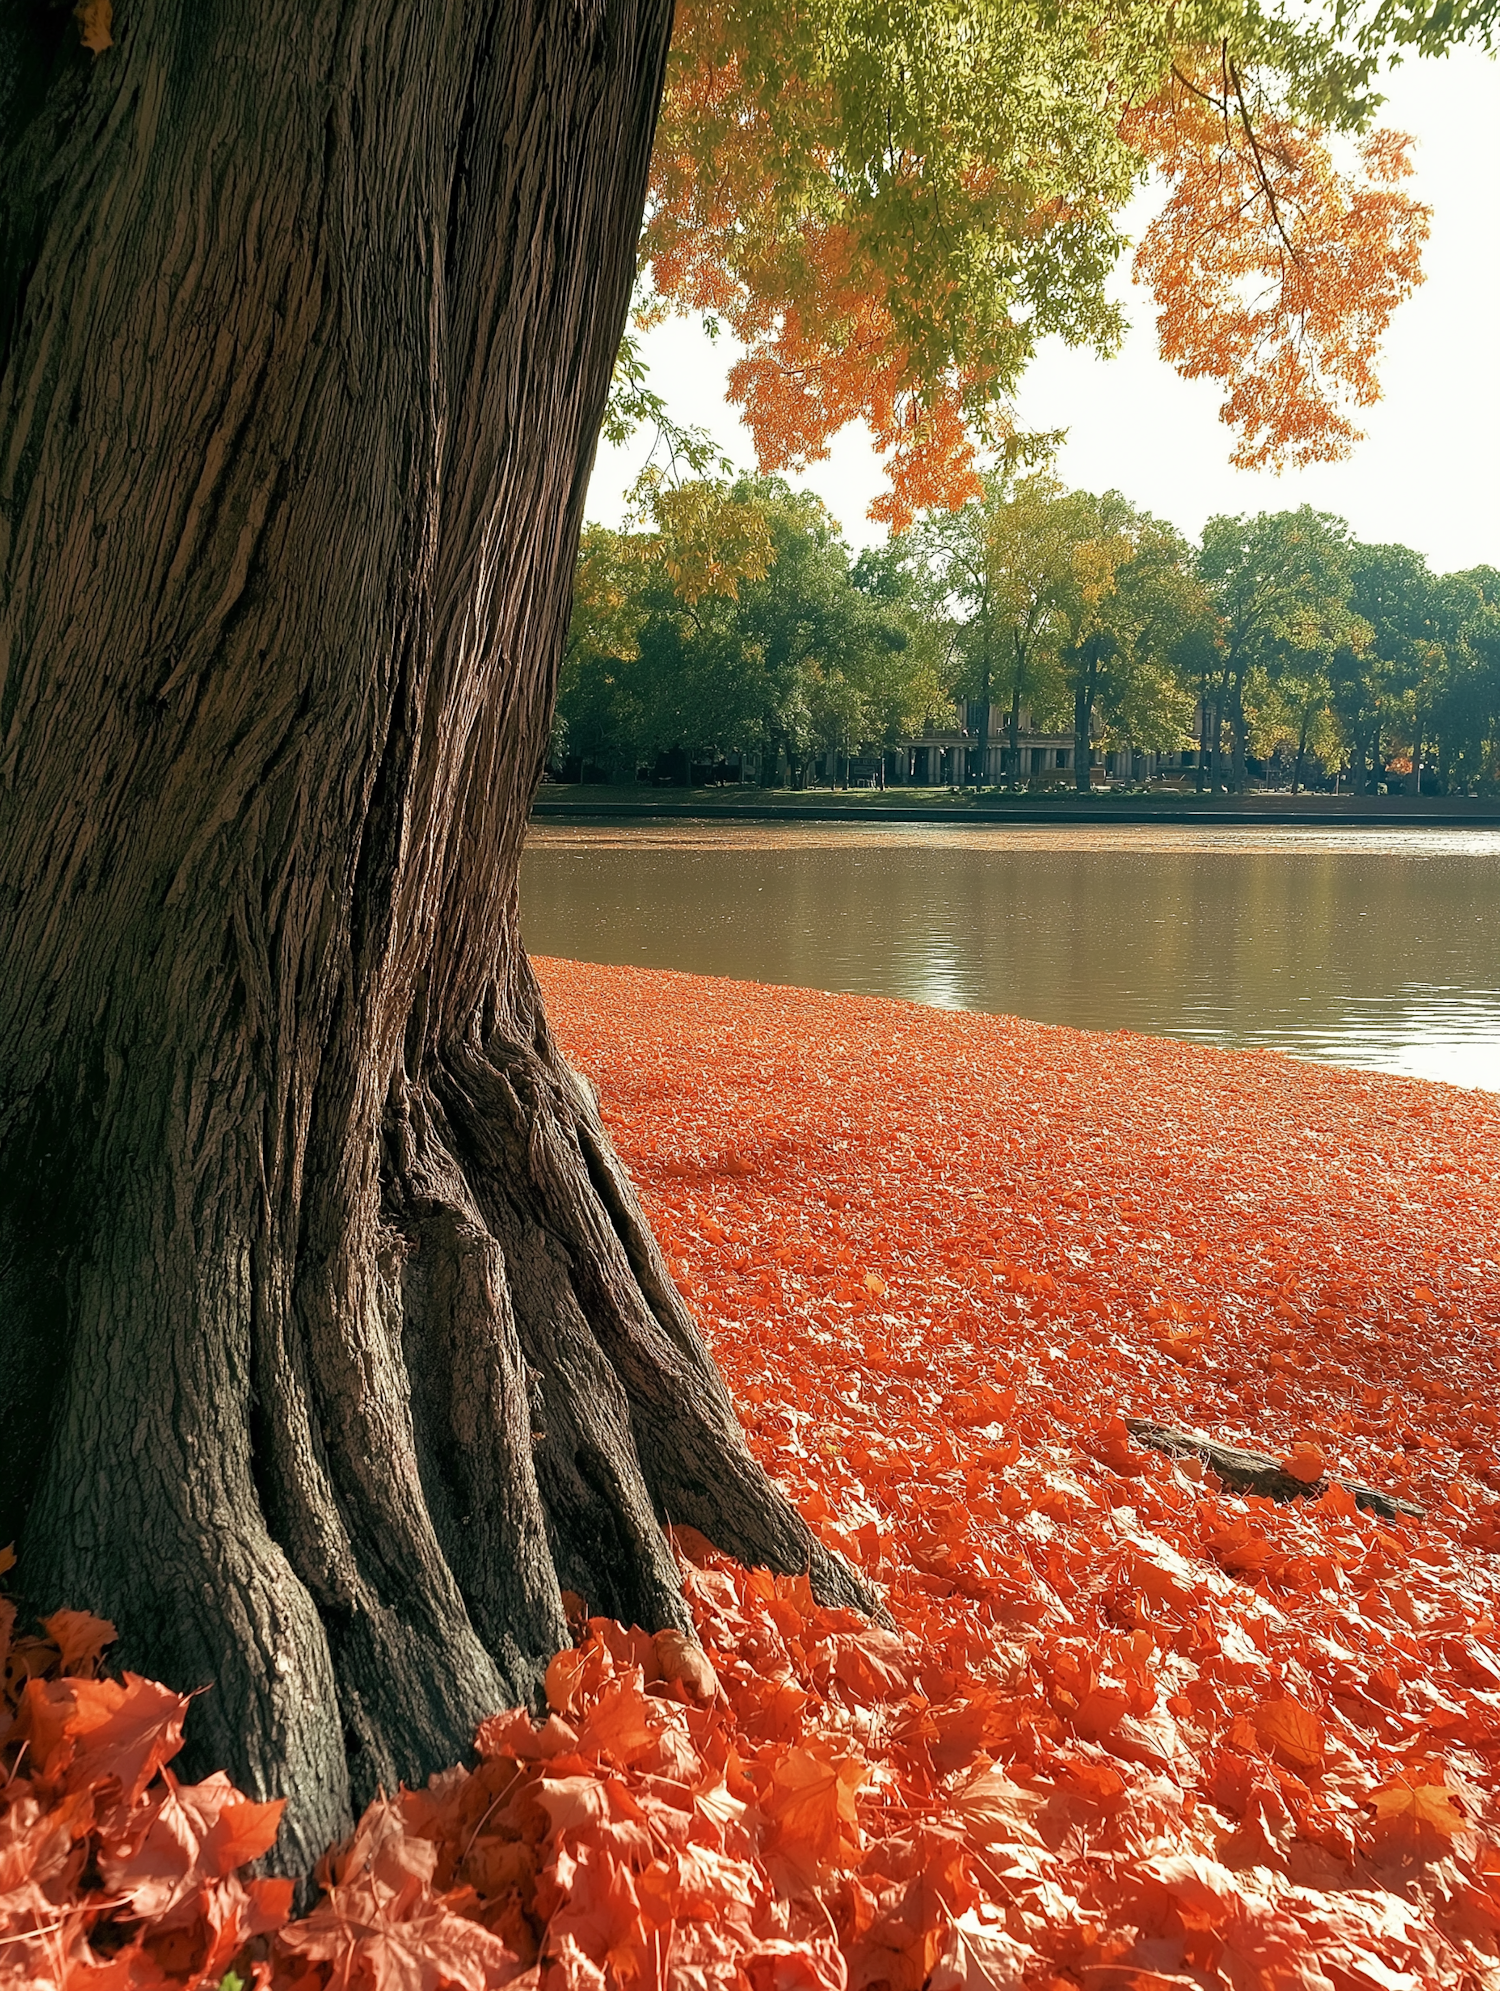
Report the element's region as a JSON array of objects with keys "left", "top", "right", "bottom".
[
  {"left": 40, "top": 1608, "right": 117, "bottom": 1677},
  {"left": 761, "top": 1745, "right": 867, "bottom": 1892},
  {"left": 8, "top": 1671, "right": 188, "bottom": 1801},
  {"left": 1368, "top": 1775, "right": 1468, "bottom": 1858},
  {"left": 655, "top": 1628, "right": 718, "bottom": 1702},
  {"left": 475, "top": 1707, "right": 580, "bottom": 1762},
  {"left": 206, "top": 1797, "right": 287, "bottom": 1874},
  {"left": 952, "top": 1768, "right": 1048, "bottom": 1848},
  {"left": 74, "top": 0, "right": 111, "bottom": 52},
  {"left": 544, "top": 1644, "right": 590, "bottom": 1716},
  {"left": 574, "top": 1672, "right": 660, "bottom": 1767},
  {"left": 1281, "top": 1443, "right": 1326, "bottom": 1484},
  {"left": 1253, "top": 1698, "right": 1324, "bottom": 1772}
]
